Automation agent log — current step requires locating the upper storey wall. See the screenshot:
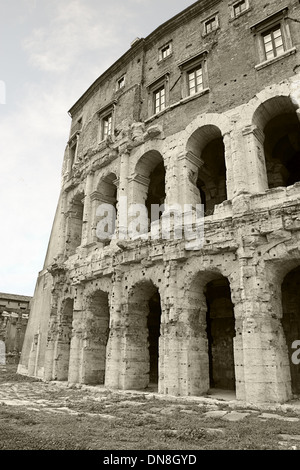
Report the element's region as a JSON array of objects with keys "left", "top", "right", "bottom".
[
  {"left": 69, "top": 43, "right": 144, "bottom": 152},
  {"left": 68, "top": 0, "right": 300, "bottom": 150}
]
